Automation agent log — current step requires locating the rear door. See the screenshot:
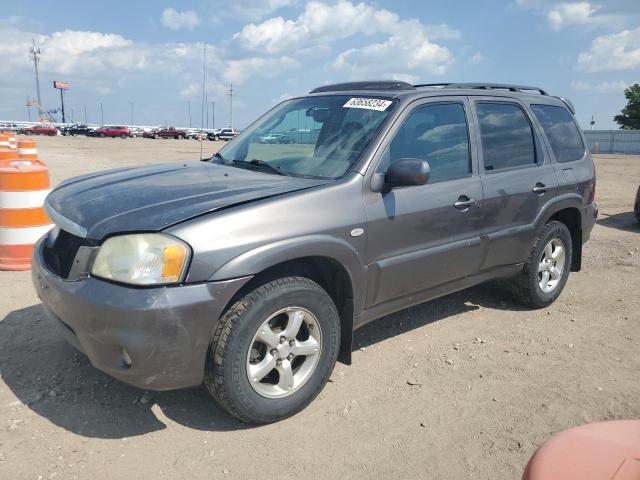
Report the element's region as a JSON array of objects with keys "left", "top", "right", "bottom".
[
  {"left": 363, "top": 98, "right": 485, "bottom": 308},
  {"left": 470, "top": 98, "right": 558, "bottom": 270}
]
